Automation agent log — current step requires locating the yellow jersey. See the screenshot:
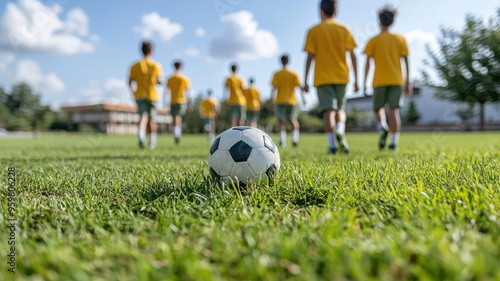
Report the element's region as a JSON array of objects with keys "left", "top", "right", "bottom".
[
  {"left": 129, "top": 58, "right": 162, "bottom": 101},
  {"left": 200, "top": 98, "right": 218, "bottom": 118},
  {"left": 224, "top": 75, "right": 246, "bottom": 106},
  {"left": 167, "top": 73, "right": 190, "bottom": 104},
  {"left": 272, "top": 68, "right": 301, "bottom": 105},
  {"left": 244, "top": 87, "right": 261, "bottom": 111},
  {"left": 303, "top": 19, "right": 357, "bottom": 86},
  {"left": 363, "top": 32, "right": 409, "bottom": 87}
]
